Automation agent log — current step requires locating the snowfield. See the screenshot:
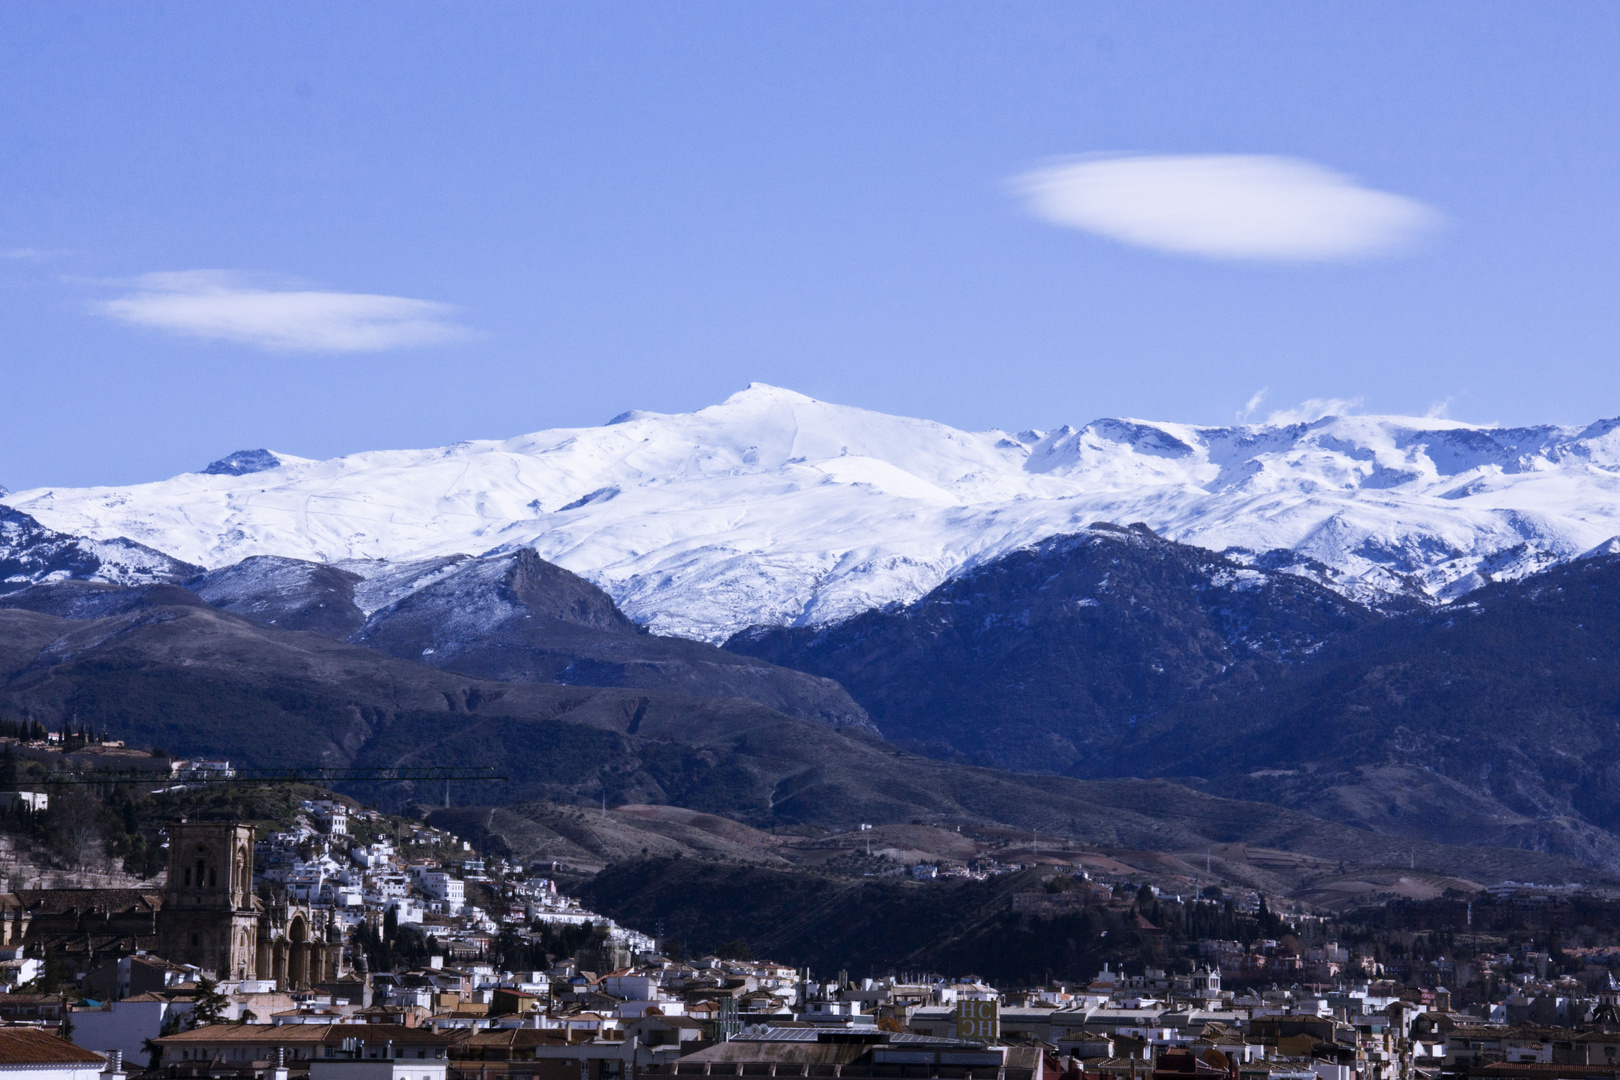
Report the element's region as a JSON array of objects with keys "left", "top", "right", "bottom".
[{"left": 9, "top": 384, "right": 1620, "bottom": 641}]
